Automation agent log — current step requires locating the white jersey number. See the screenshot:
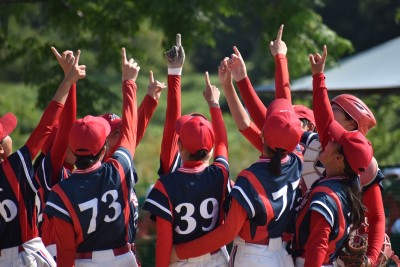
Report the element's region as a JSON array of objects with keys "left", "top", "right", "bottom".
[
  {"left": 175, "top": 198, "right": 218, "bottom": 235},
  {"left": 271, "top": 179, "right": 300, "bottom": 221},
  {"left": 78, "top": 190, "right": 122, "bottom": 234},
  {"left": 0, "top": 188, "right": 18, "bottom": 222}
]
